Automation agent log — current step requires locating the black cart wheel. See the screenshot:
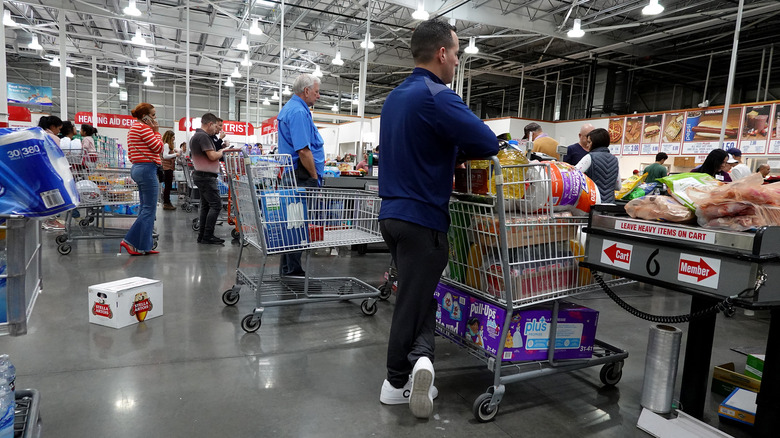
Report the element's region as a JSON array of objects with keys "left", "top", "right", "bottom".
[
  {"left": 222, "top": 288, "right": 240, "bottom": 306},
  {"left": 151, "top": 238, "right": 158, "bottom": 250},
  {"left": 360, "top": 299, "right": 377, "bottom": 316},
  {"left": 599, "top": 362, "right": 623, "bottom": 386},
  {"left": 192, "top": 218, "right": 200, "bottom": 232},
  {"left": 231, "top": 229, "right": 240, "bottom": 240},
  {"left": 241, "top": 314, "right": 261, "bottom": 333},
  {"left": 184, "top": 204, "right": 193, "bottom": 213},
  {"left": 79, "top": 219, "right": 90, "bottom": 227},
  {"left": 378, "top": 283, "right": 392, "bottom": 300},
  {"left": 55, "top": 234, "right": 68, "bottom": 245},
  {"left": 57, "top": 244, "right": 72, "bottom": 255},
  {"left": 473, "top": 393, "right": 499, "bottom": 422}
]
